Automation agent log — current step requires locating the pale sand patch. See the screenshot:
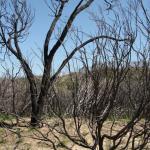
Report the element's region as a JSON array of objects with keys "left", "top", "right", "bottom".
[{"left": 0, "top": 118, "right": 149, "bottom": 150}]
